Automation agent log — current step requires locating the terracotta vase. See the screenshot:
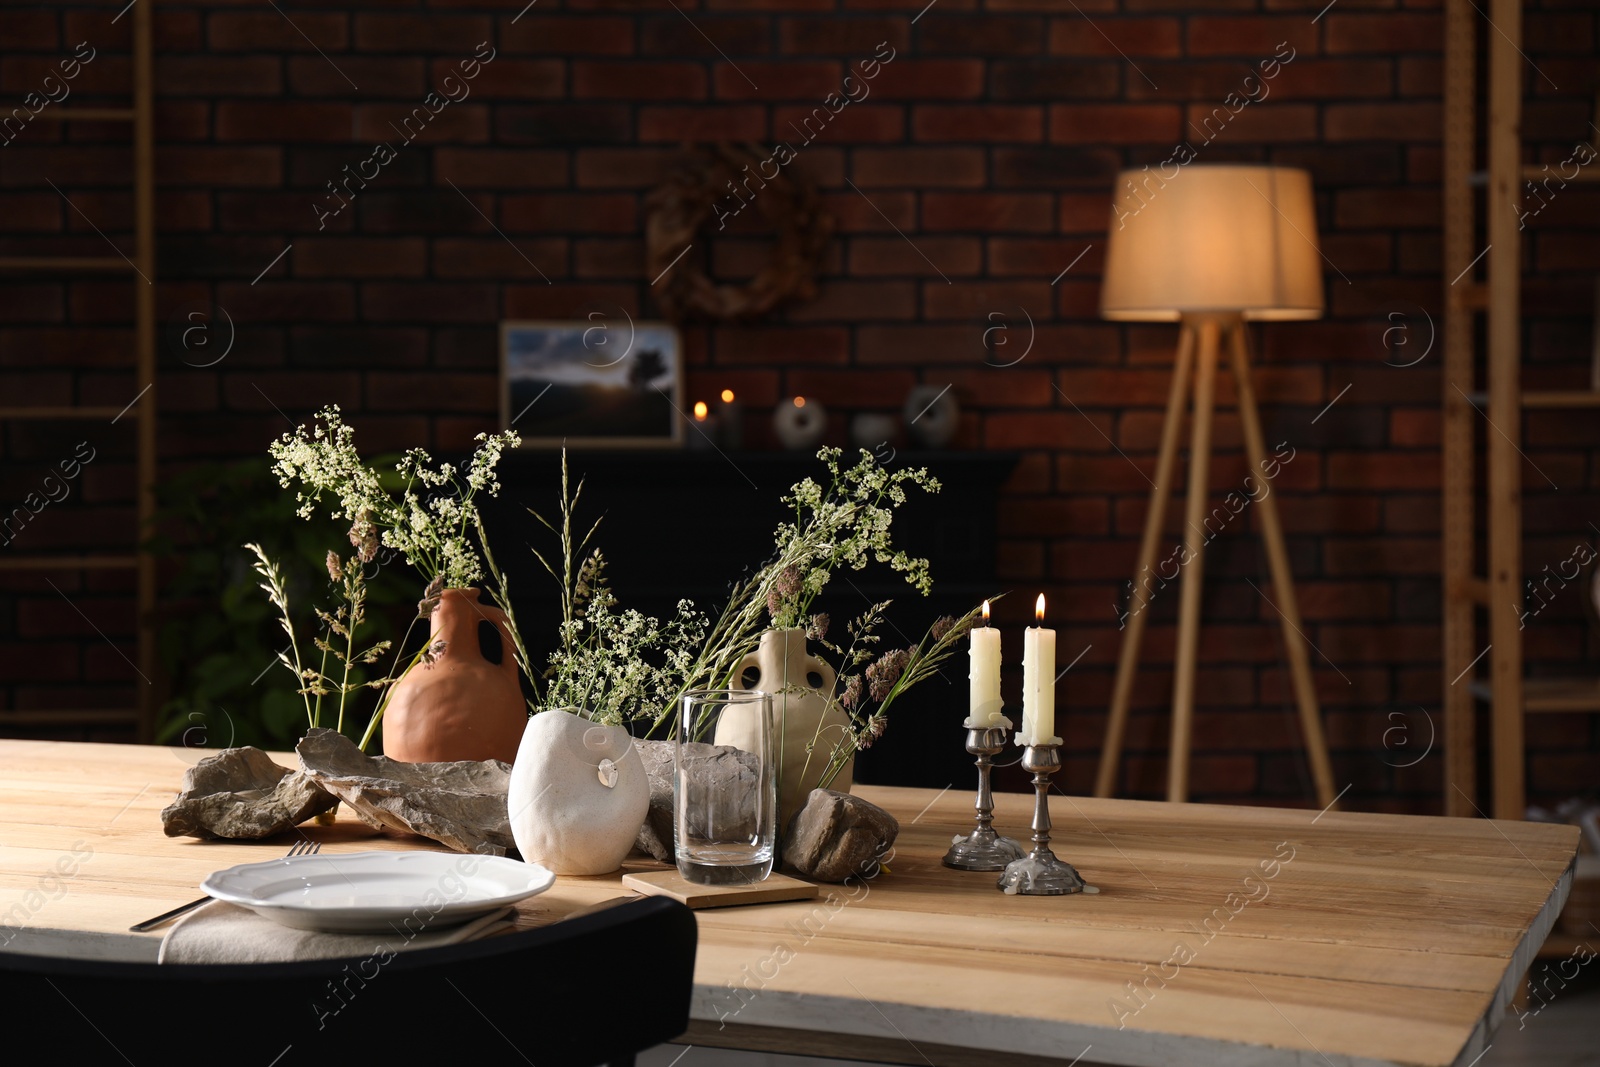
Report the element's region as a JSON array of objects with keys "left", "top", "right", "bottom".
[
  {"left": 507, "top": 708, "right": 648, "bottom": 875},
  {"left": 714, "top": 627, "right": 854, "bottom": 830},
  {"left": 381, "top": 587, "right": 525, "bottom": 765}
]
